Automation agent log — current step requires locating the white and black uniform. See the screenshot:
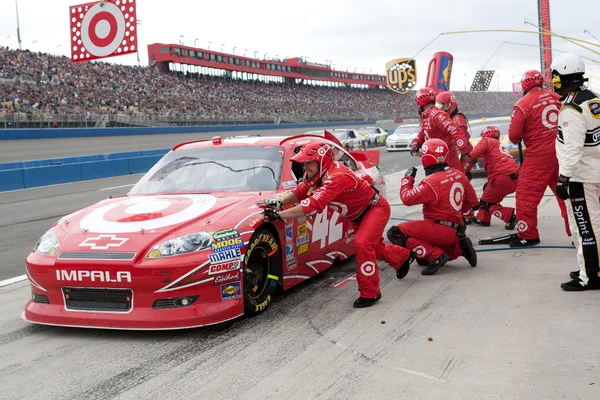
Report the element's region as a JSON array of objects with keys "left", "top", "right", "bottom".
[{"left": 556, "top": 87, "right": 600, "bottom": 285}]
